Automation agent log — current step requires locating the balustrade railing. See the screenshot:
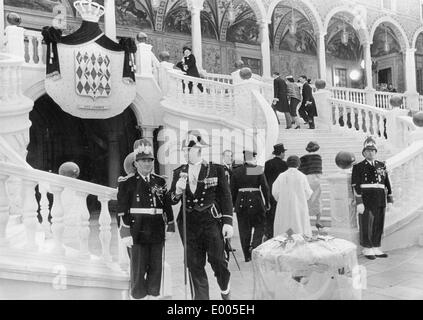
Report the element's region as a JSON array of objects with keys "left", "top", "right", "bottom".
[
  {"left": 331, "top": 87, "right": 367, "bottom": 105},
  {"left": 419, "top": 96, "right": 423, "bottom": 111},
  {"left": 0, "top": 53, "right": 24, "bottom": 103},
  {"left": 375, "top": 91, "right": 406, "bottom": 109},
  {"left": 0, "top": 162, "right": 118, "bottom": 266},
  {"left": 164, "top": 69, "right": 235, "bottom": 117},
  {"left": 384, "top": 140, "right": 423, "bottom": 233},
  {"left": 202, "top": 71, "right": 233, "bottom": 84},
  {"left": 23, "top": 29, "right": 45, "bottom": 66},
  {"left": 329, "top": 98, "right": 389, "bottom": 141}
]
